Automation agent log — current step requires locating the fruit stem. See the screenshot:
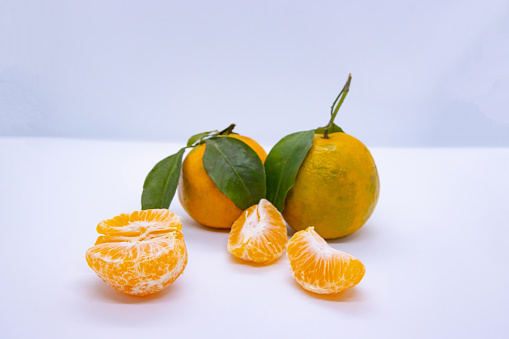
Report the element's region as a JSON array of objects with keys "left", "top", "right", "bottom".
[
  {"left": 219, "top": 123, "right": 236, "bottom": 135},
  {"left": 323, "top": 74, "right": 352, "bottom": 139}
]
